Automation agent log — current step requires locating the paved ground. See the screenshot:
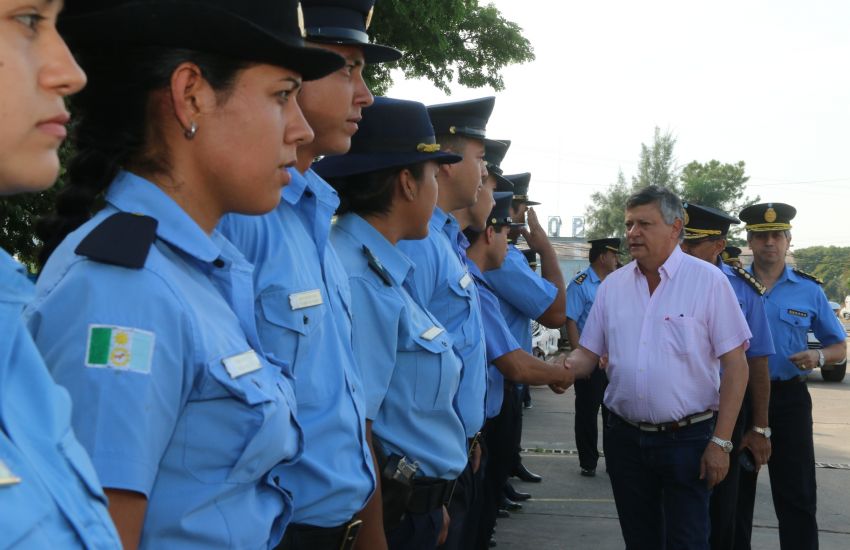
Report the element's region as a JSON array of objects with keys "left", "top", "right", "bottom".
[{"left": 493, "top": 341, "right": 850, "bottom": 549}]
